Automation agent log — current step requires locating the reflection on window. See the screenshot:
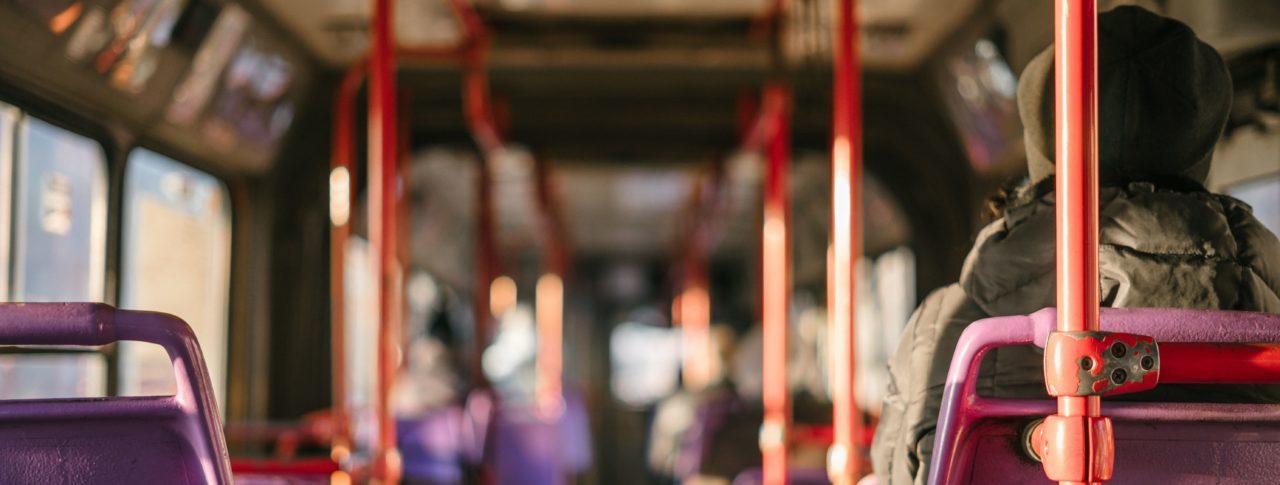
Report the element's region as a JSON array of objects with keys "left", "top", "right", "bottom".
[
  {"left": 118, "top": 149, "right": 231, "bottom": 412},
  {"left": 941, "top": 38, "right": 1019, "bottom": 171},
  {"left": 0, "top": 354, "right": 106, "bottom": 399},
  {"left": 1227, "top": 174, "right": 1280, "bottom": 235},
  {"left": 12, "top": 117, "right": 107, "bottom": 302}
]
